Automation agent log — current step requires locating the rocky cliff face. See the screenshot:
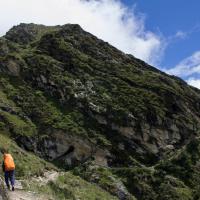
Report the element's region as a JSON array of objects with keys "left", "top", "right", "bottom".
[
  {"left": 0, "top": 177, "right": 8, "bottom": 200},
  {"left": 1, "top": 23, "right": 200, "bottom": 199}
]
